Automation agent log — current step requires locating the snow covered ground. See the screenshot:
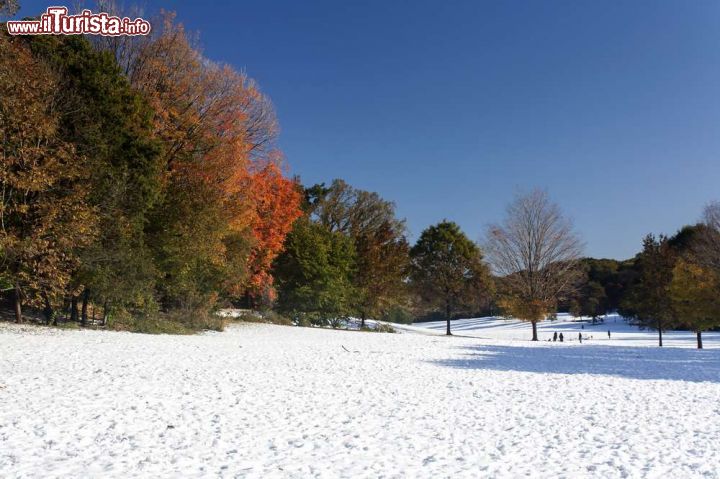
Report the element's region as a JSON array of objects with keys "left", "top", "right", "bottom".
[
  {"left": 415, "top": 312, "right": 720, "bottom": 348},
  {"left": 1, "top": 319, "right": 719, "bottom": 478}
]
